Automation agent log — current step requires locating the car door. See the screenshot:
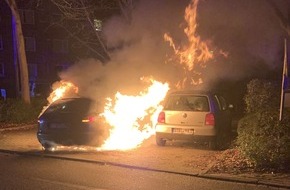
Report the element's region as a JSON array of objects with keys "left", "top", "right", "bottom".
[{"left": 214, "top": 95, "right": 232, "bottom": 133}]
